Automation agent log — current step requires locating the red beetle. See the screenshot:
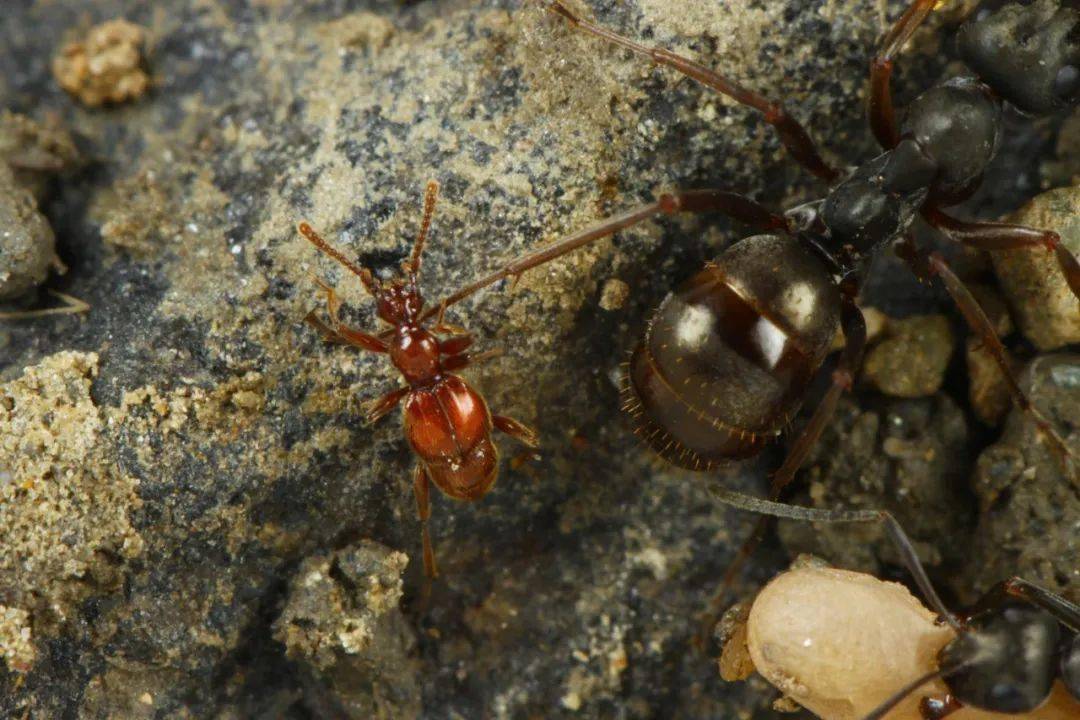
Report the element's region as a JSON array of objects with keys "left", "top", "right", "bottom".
[{"left": 299, "top": 181, "right": 537, "bottom": 578}]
